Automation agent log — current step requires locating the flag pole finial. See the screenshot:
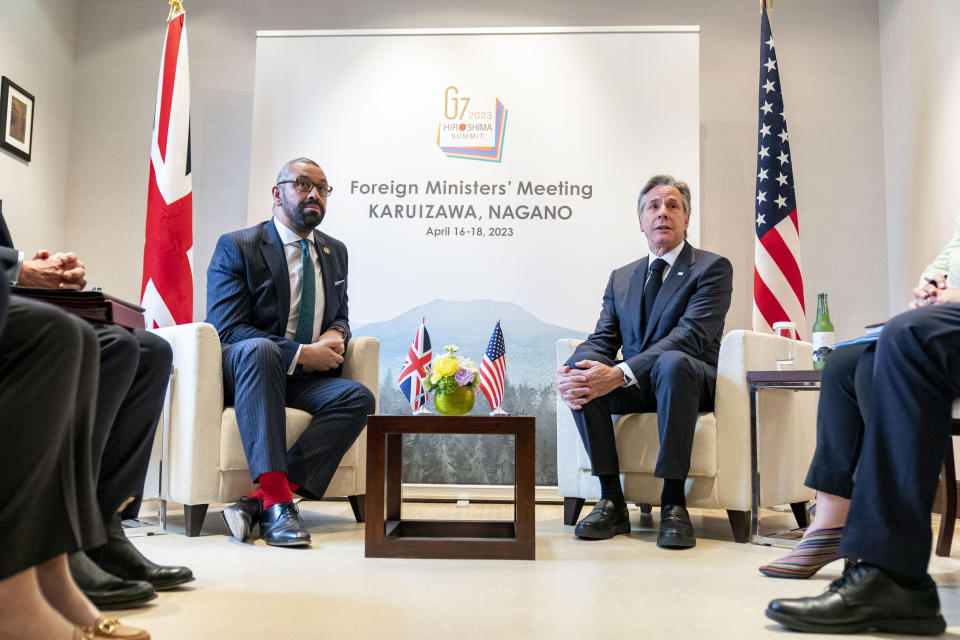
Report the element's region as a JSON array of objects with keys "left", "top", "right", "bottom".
[{"left": 168, "top": 0, "right": 185, "bottom": 22}]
